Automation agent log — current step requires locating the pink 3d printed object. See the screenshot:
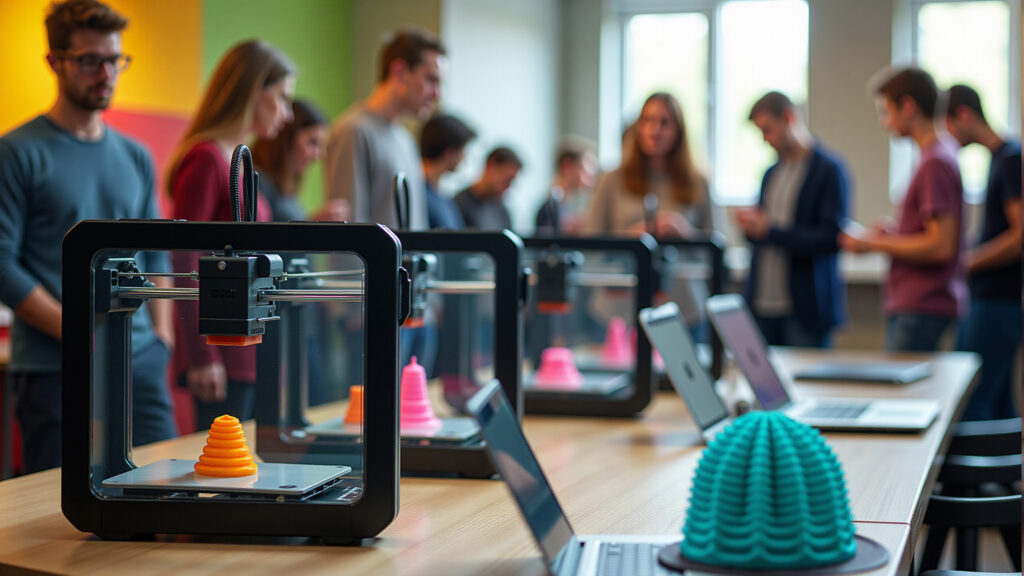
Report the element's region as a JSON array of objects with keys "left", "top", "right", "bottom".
[
  {"left": 400, "top": 356, "right": 442, "bottom": 431},
  {"left": 533, "top": 347, "right": 584, "bottom": 390}
]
